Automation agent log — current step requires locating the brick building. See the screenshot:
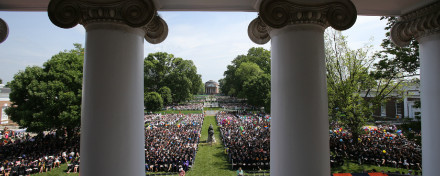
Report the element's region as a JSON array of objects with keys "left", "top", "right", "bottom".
[{"left": 364, "top": 84, "right": 420, "bottom": 119}]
